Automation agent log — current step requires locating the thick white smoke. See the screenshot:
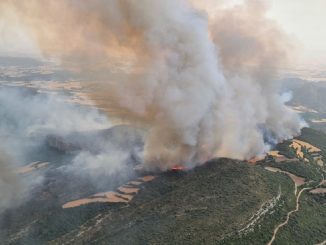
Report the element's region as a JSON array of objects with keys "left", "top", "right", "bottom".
[{"left": 1, "top": 0, "right": 303, "bottom": 170}]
